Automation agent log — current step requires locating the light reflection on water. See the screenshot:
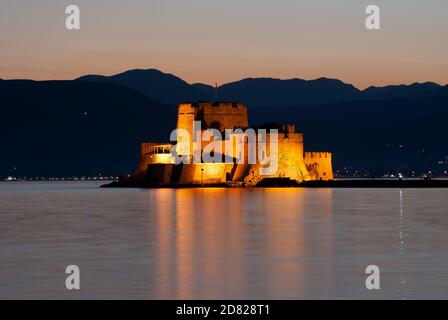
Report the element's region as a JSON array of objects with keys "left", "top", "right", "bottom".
[{"left": 0, "top": 182, "right": 447, "bottom": 299}]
